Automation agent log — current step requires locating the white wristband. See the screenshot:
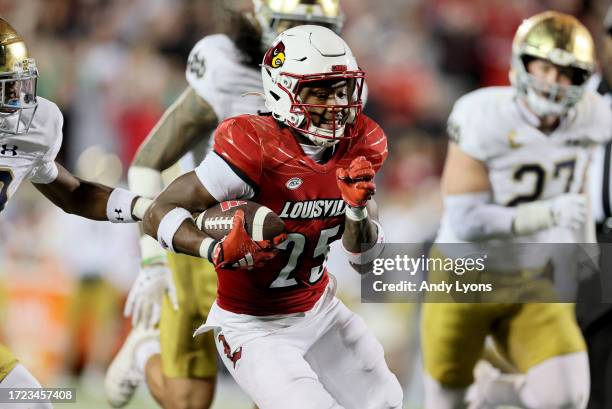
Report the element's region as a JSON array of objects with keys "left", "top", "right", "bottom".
[
  {"left": 345, "top": 206, "right": 368, "bottom": 221},
  {"left": 157, "top": 208, "right": 192, "bottom": 252},
  {"left": 198, "top": 237, "right": 217, "bottom": 261},
  {"left": 344, "top": 220, "right": 385, "bottom": 265},
  {"left": 107, "top": 188, "right": 138, "bottom": 223}
]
